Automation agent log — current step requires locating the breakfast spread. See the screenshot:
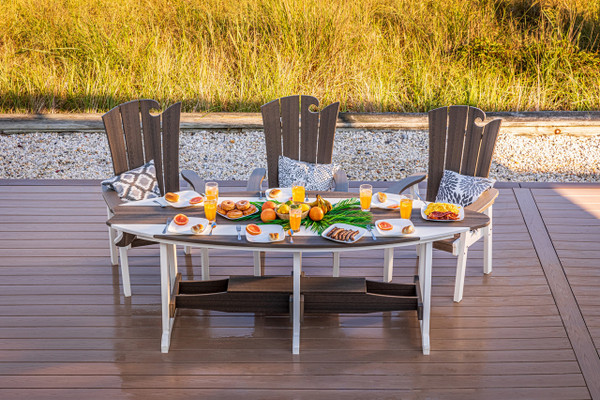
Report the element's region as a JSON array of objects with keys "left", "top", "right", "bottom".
[
  {"left": 424, "top": 203, "right": 461, "bottom": 220},
  {"left": 268, "top": 189, "right": 281, "bottom": 198}
]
